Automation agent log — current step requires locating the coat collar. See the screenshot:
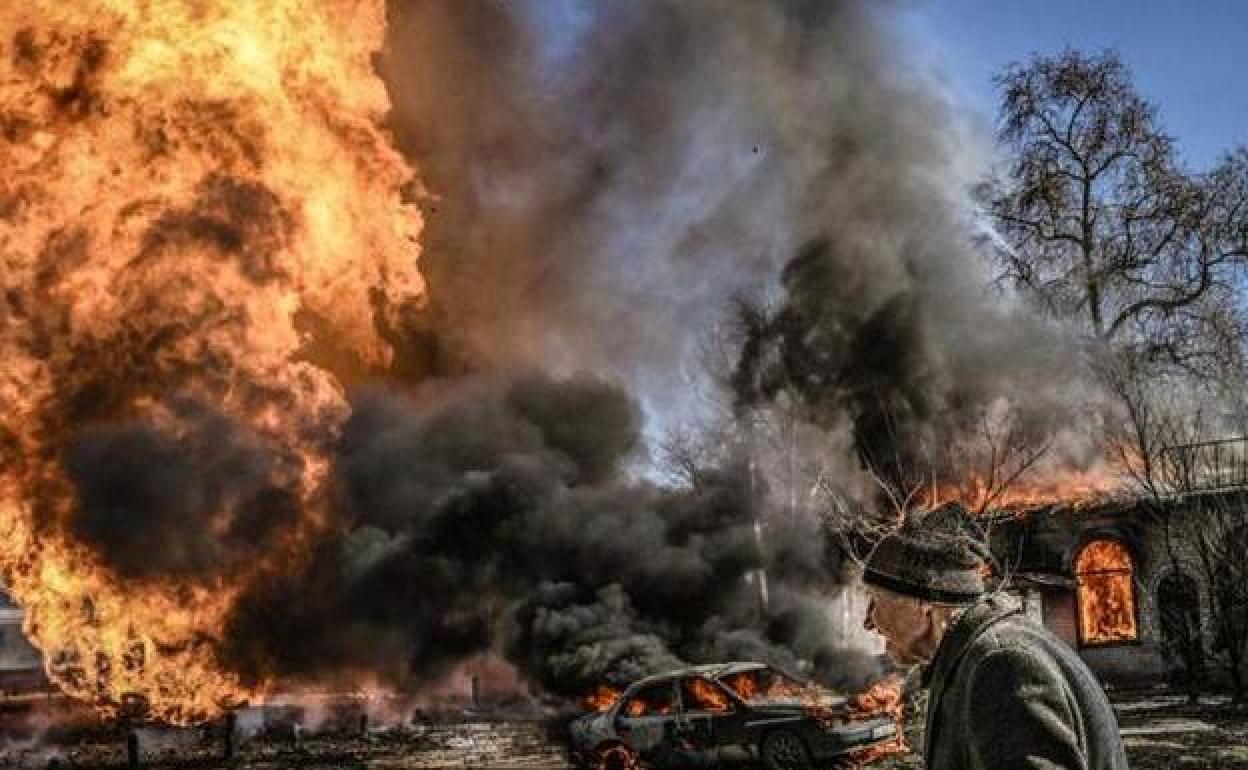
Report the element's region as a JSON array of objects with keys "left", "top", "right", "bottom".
[
  {"left": 920, "top": 593, "right": 1023, "bottom": 760},
  {"left": 923, "top": 593, "right": 1022, "bottom": 689}
]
